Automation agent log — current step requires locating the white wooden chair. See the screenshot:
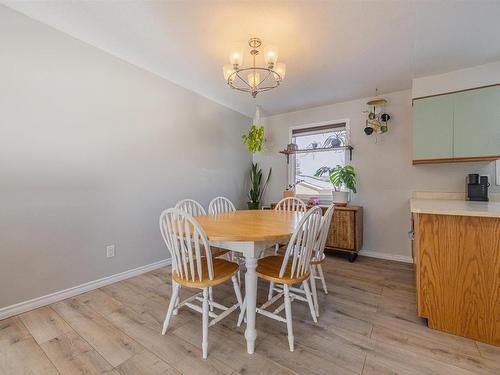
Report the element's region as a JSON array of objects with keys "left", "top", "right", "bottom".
[
  {"left": 175, "top": 199, "right": 228, "bottom": 261},
  {"left": 175, "top": 198, "right": 229, "bottom": 310},
  {"left": 160, "top": 208, "right": 243, "bottom": 359},
  {"left": 269, "top": 204, "right": 335, "bottom": 318},
  {"left": 237, "top": 206, "right": 322, "bottom": 352},
  {"left": 208, "top": 196, "right": 243, "bottom": 284},
  {"left": 273, "top": 197, "right": 307, "bottom": 254},
  {"left": 208, "top": 196, "right": 236, "bottom": 214}
]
